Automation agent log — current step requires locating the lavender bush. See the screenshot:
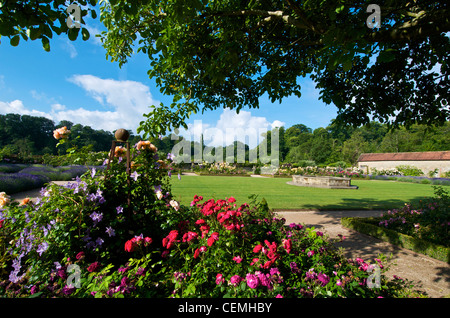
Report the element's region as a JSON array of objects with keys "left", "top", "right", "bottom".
[
  {"left": 0, "top": 165, "right": 105, "bottom": 194},
  {"left": 0, "top": 172, "right": 50, "bottom": 194},
  {"left": 365, "top": 174, "right": 450, "bottom": 186},
  {"left": 0, "top": 164, "right": 28, "bottom": 174}
]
